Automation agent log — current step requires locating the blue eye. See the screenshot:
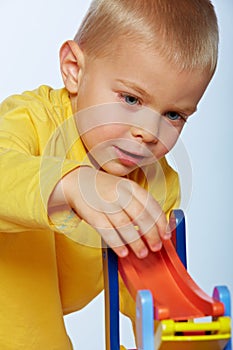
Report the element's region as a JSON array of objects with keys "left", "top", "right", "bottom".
[
  {"left": 124, "top": 95, "right": 139, "bottom": 105},
  {"left": 166, "top": 111, "right": 181, "bottom": 121}
]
